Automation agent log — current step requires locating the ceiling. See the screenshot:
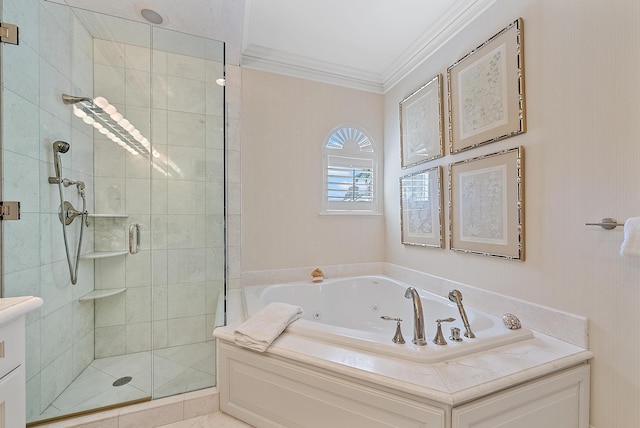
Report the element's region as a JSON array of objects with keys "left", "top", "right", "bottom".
[{"left": 48, "top": 0, "right": 496, "bottom": 93}]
